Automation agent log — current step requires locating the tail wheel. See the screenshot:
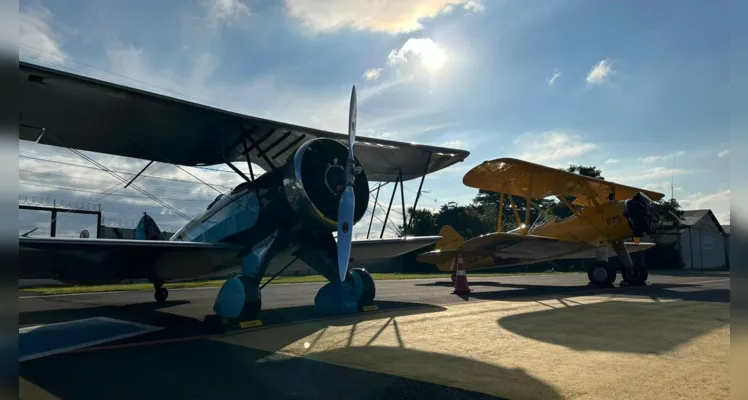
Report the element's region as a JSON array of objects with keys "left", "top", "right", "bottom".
[
  {"left": 347, "top": 268, "right": 376, "bottom": 306},
  {"left": 621, "top": 264, "right": 648, "bottom": 286},
  {"left": 587, "top": 261, "right": 616, "bottom": 286}
]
